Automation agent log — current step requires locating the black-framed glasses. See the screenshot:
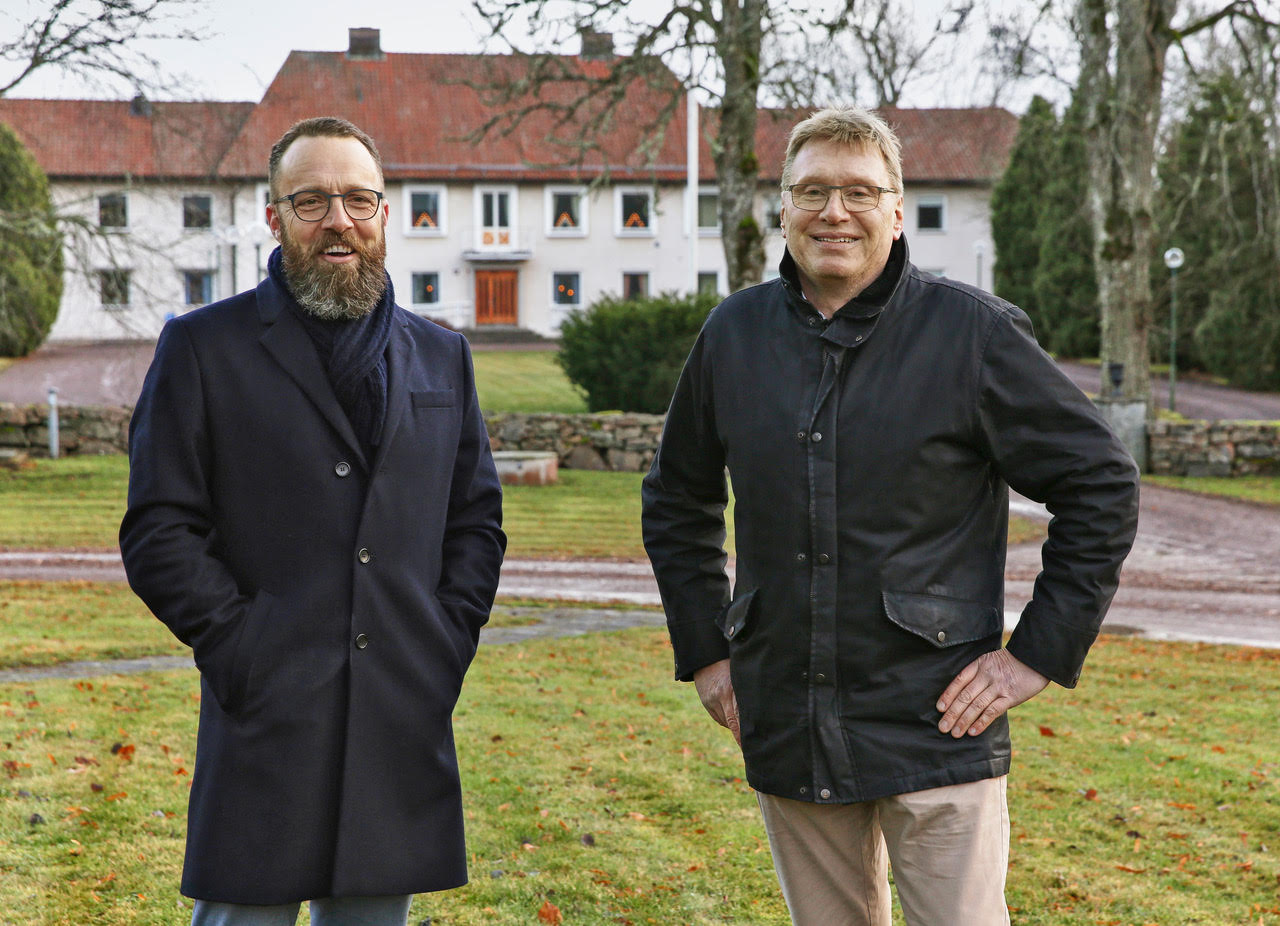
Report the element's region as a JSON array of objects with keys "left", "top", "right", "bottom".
[
  {"left": 785, "top": 183, "right": 898, "bottom": 213},
  {"left": 274, "top": 189, "right": 384, "bottom": 222}
]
